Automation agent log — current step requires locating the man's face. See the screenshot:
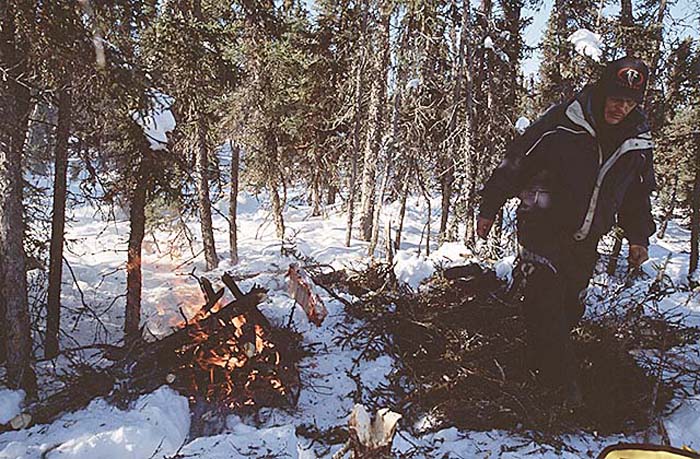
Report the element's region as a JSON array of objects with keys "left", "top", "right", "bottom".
[{"left": 603, "top": 96, "right": 638, "bottom": 125}]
